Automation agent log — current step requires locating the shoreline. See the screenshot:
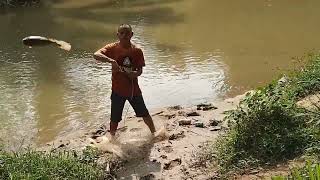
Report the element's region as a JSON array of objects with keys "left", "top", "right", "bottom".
[
  {"left": 38, "top": 92, "right": 246, "bottom": 179},
  {"left": 41, "top": 92, "right": 246, "bottom": 151}
]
